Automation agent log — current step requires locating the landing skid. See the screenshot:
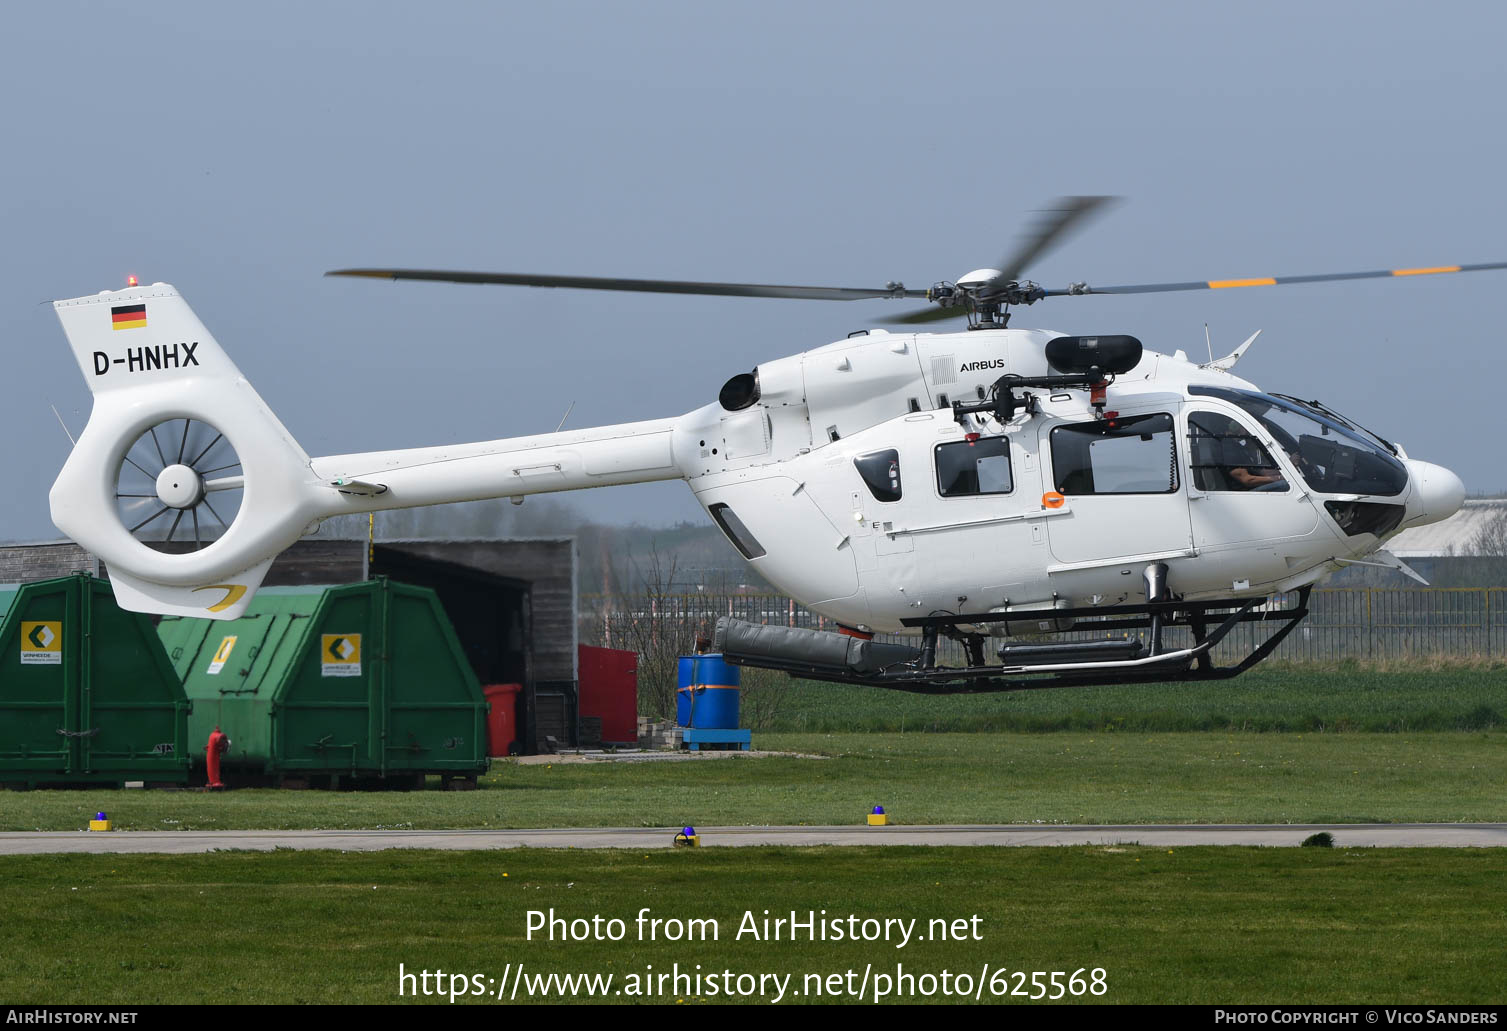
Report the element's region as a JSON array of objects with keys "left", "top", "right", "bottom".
[{"left": 716, "top": 588, "right": 1311, "bottom": 694}]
